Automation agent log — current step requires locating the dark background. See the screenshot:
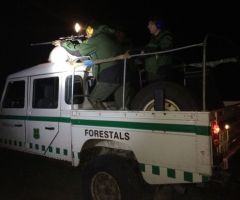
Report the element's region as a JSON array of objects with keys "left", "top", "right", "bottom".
[{"left": 1, "top": 0, "right": 240, "bottom": 98}]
